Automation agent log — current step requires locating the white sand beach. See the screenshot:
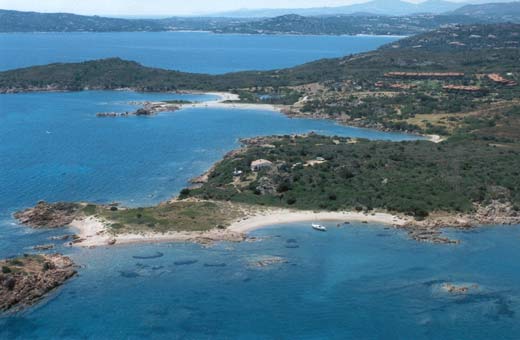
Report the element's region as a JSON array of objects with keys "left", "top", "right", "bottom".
[
  {"left": 70, "top": 208, "right": 408, "bottom": 248},
  {"left": 180, "top": 91, "right": 281, "bottom": 111},
  {"left": 228, "top": 208, "right": 408, "bottom": 233},
  {"left": 70, "top": 216, "right": 244, "bottom": 248}
]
